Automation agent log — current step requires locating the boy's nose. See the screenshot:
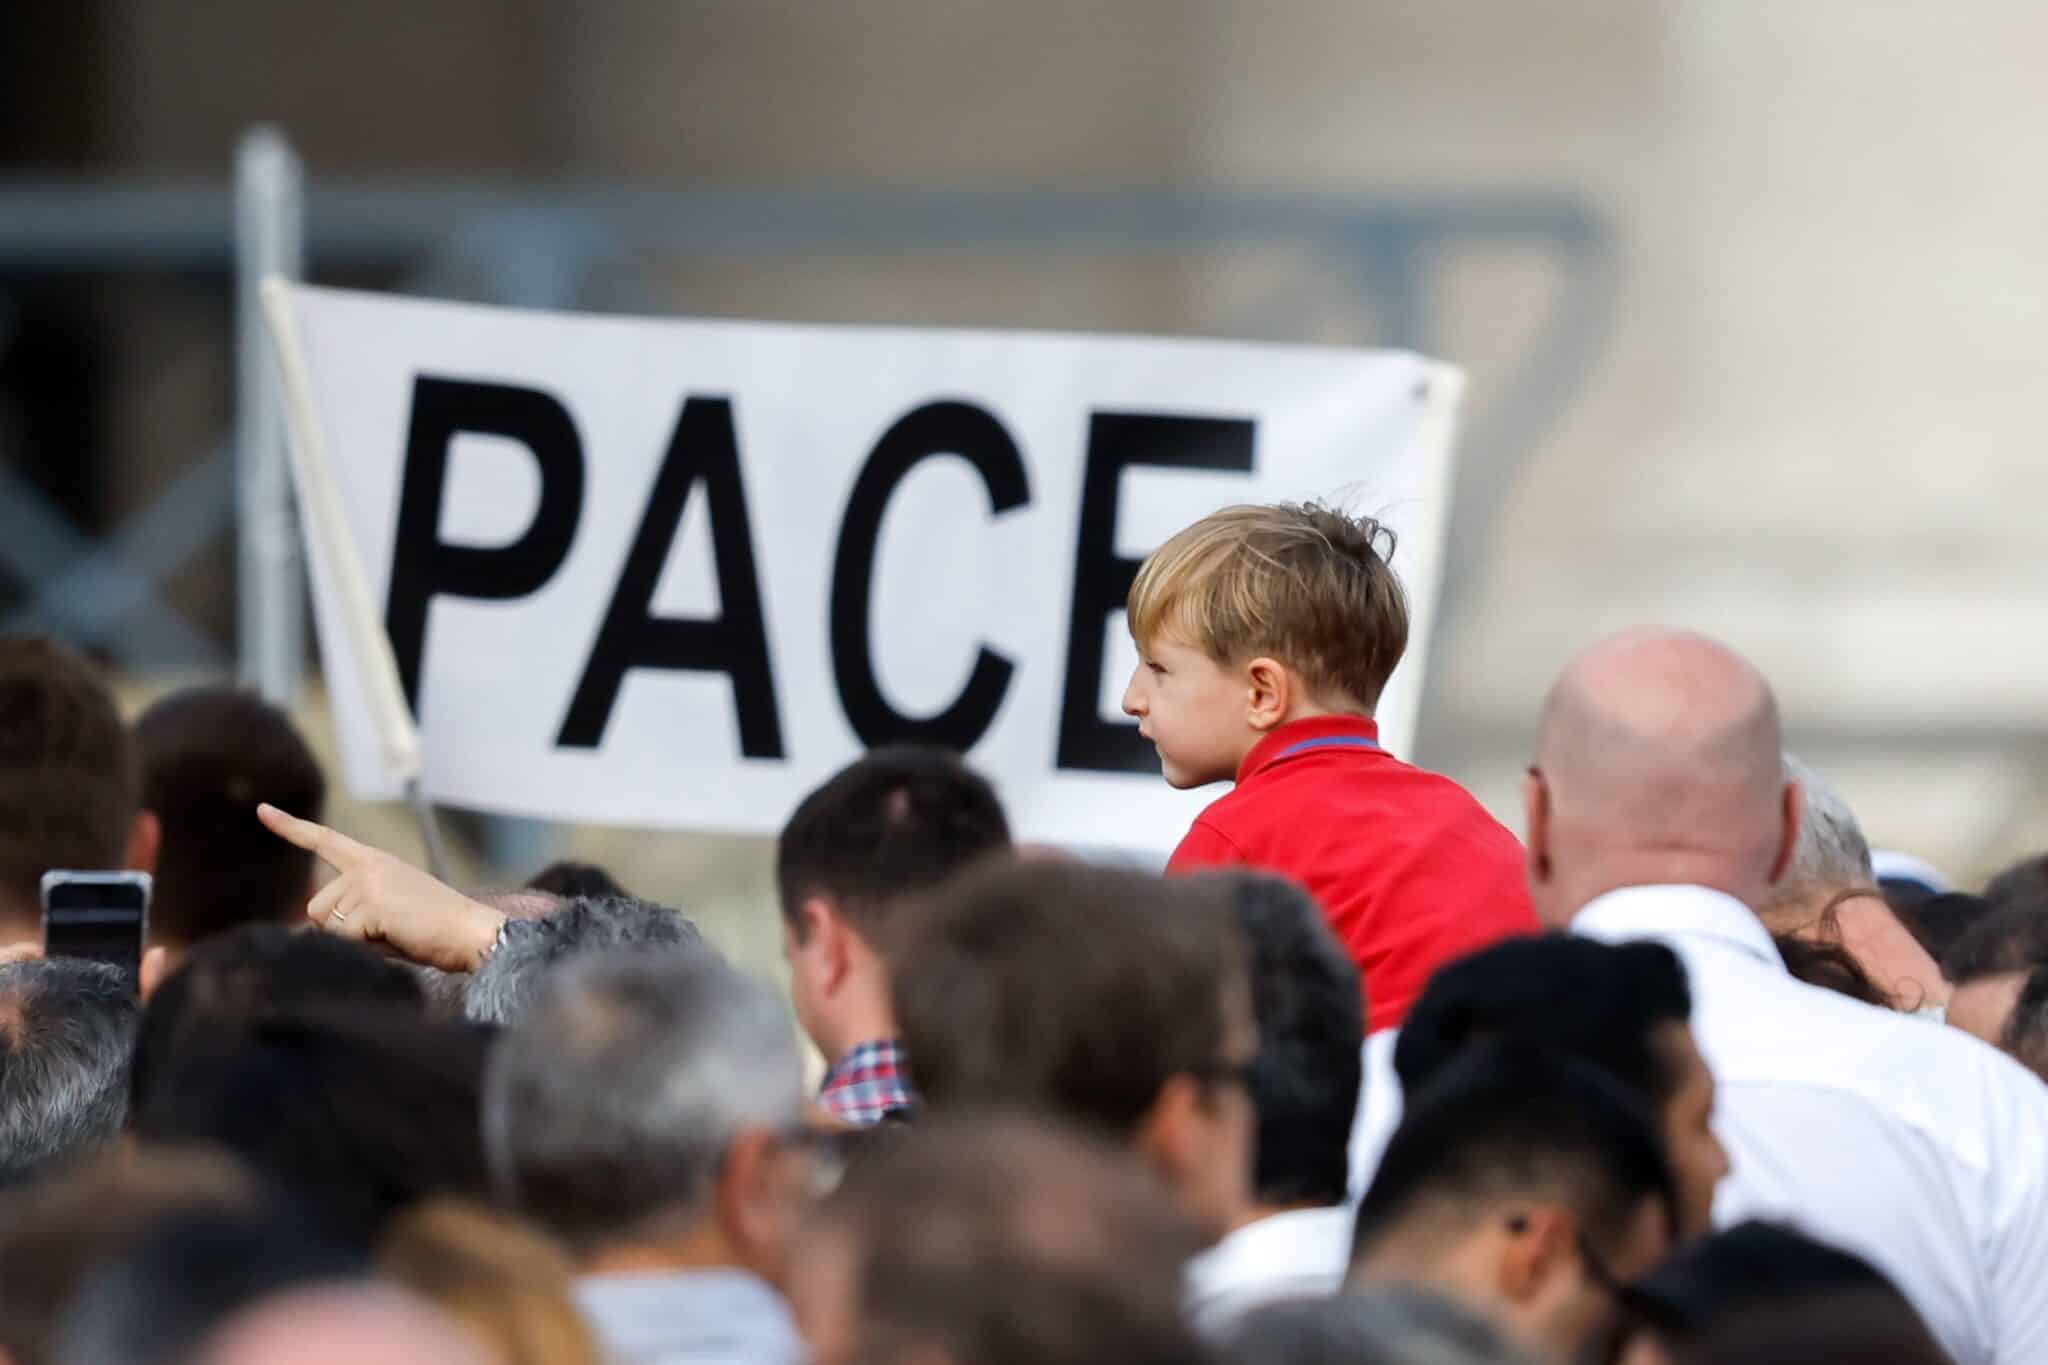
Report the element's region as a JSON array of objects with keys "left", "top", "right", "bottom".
[{"left": 1120, "top": 671, "right": 1146, "bottom": 717}]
